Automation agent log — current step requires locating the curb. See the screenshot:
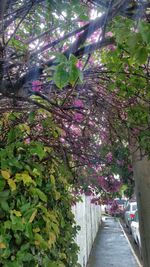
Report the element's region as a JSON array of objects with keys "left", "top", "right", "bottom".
[{"left": 119, "top": 220, "right": 142, "bottom": 267}]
